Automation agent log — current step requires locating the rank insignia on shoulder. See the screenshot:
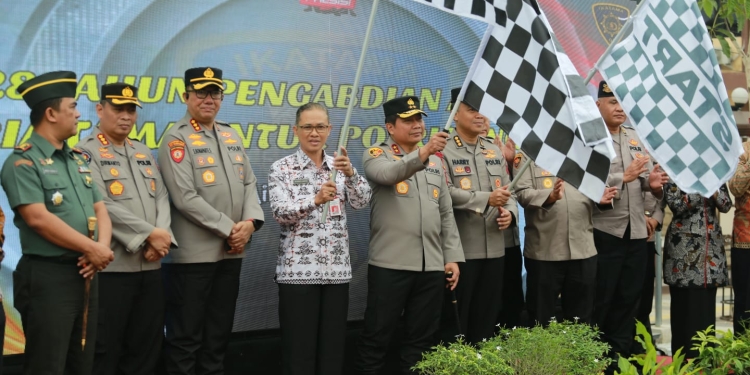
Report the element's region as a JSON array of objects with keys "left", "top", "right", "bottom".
[
  {"left": 97, "top": 134, "right": 110, "bottom": 146},
  {"left": 368, "top": 147, "right": 383, "bottom": 158},
  {"left": 391, "top": 144, "right": 401, "bottom": 155},
  {"left": 454, "top": 136, "right": 463, "bottom": 147},
  {"left": 14, "top": 143, "right": 32, "bottom": 153},
  {"left": 190, "top": 119, "right": 202, "bottom": 132}
]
